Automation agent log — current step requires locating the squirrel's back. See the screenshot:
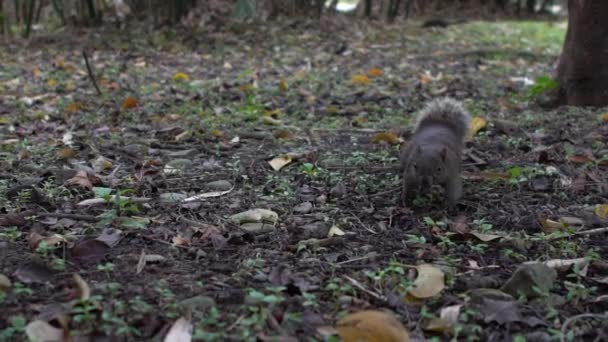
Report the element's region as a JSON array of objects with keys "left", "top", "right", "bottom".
[{"left": 414, "top": 97, "right": 471, "bottom": 140}]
